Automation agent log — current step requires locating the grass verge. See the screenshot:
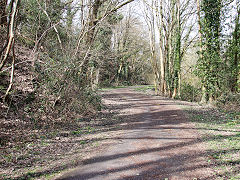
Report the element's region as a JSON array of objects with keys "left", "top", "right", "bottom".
[
  {"left": 99, "top": 86, "right": 127, "bottom": 91},
  {"left": 185, "top": 107, "right": 240, "bottom": 179},
  {"left": 132, "top": 85, "right": 155, "bottom": 93}
]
